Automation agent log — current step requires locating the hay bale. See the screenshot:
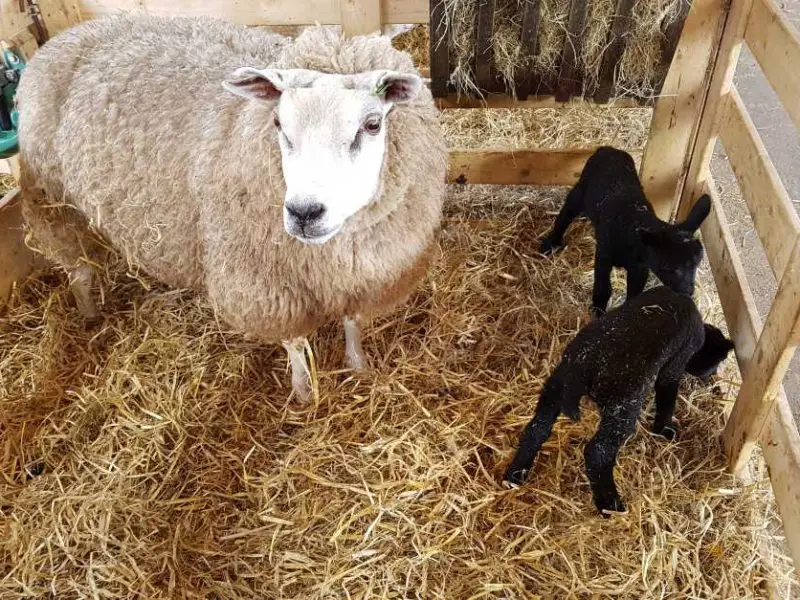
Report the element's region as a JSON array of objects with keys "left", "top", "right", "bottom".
[
  {"left": 441, "top": 0, "right": 691, "bottom": 99},
  {"left": 0, "top": 184, "right": 792, "bottom": 598},
  {"left": 440, "top": 105, "right": 652, "bottom": 150}
]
